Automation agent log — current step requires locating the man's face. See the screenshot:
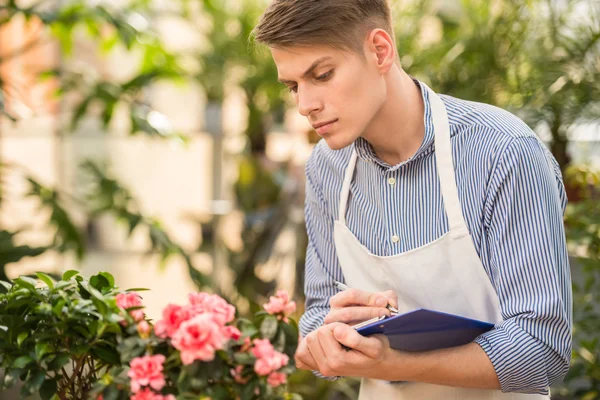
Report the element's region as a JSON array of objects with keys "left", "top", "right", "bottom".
[{"left": 271, "top": 44, "right": 386, "bottom": 150}]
